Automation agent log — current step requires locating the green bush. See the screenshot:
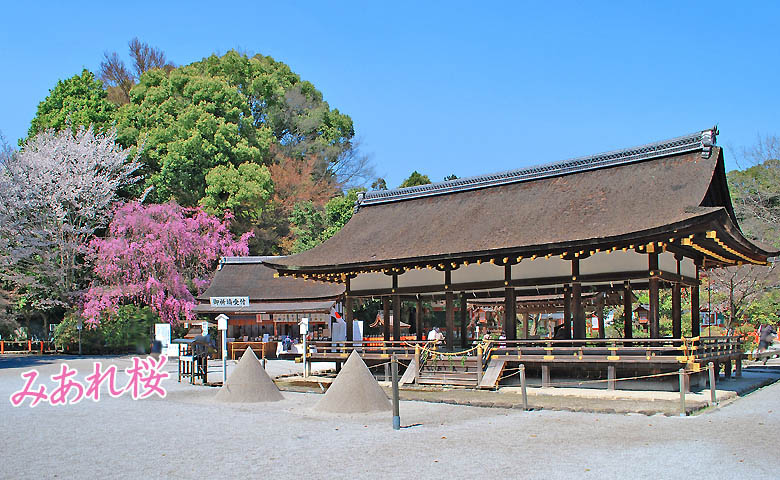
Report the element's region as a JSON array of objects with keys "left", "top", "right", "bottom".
[{"left": 53, "top": 306, "right": 160, "bottom": 354}]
